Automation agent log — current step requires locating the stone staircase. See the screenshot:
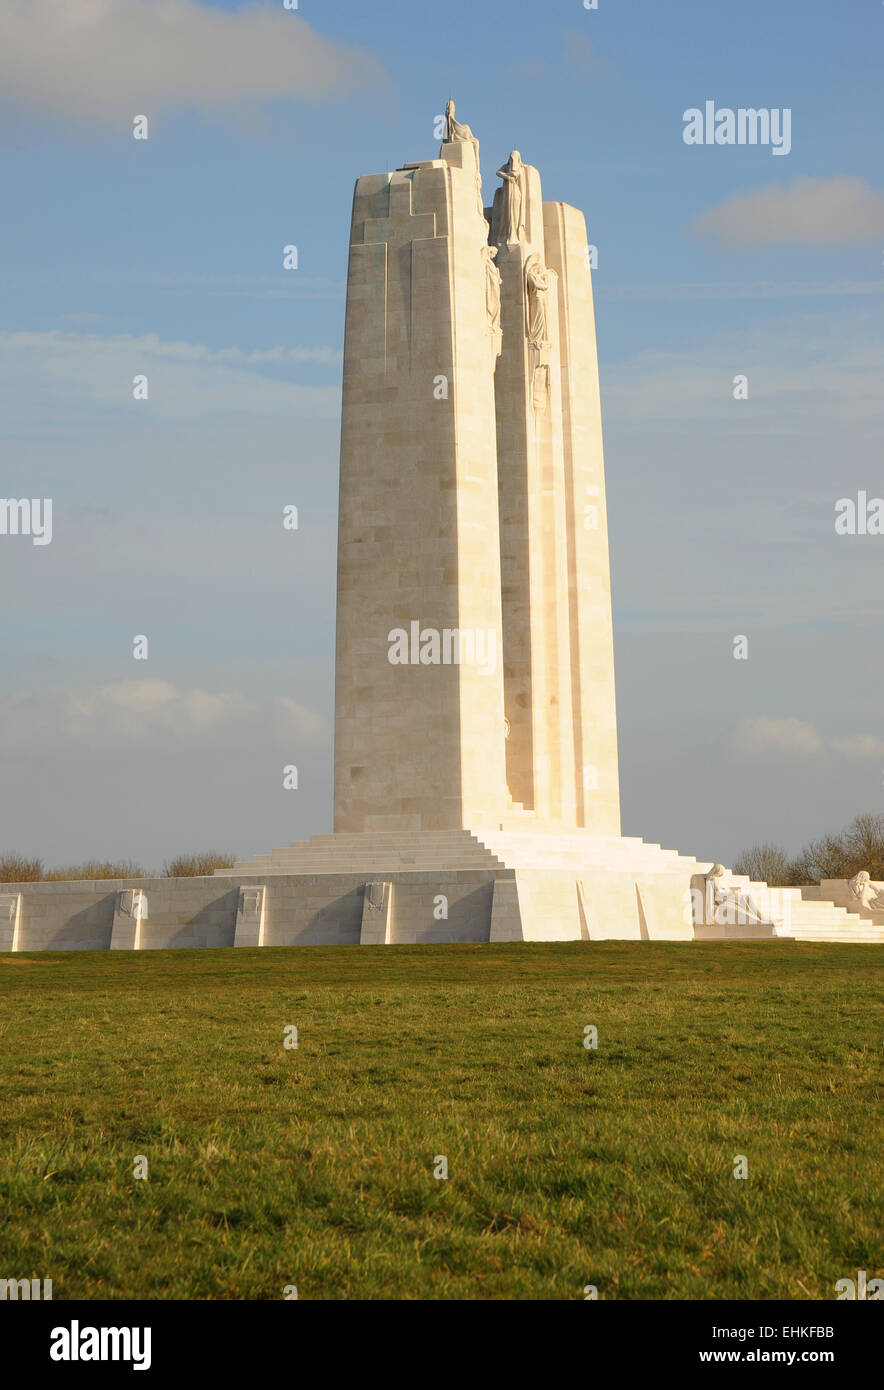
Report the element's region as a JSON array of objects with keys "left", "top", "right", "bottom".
[
  {"left": 219, "top": 827, "right": 708, "bottom": 879},
  {"left": 477, "top": 829, "right": 704, "bottom": 875},
  {"left": 707, "top": 873, "right": 884, "bottom": 943},
  {"left": 220, "top": 827, "right": 705, "bottom": 879},
  {"left": 815, "top": 878, "right": 884, "bottom": 927},
  {"left": 218, "top": 832, "right": 883, "bottom": 943},
  {"left": 217, "top": 829, "right": 509, "bottom": 876}
]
